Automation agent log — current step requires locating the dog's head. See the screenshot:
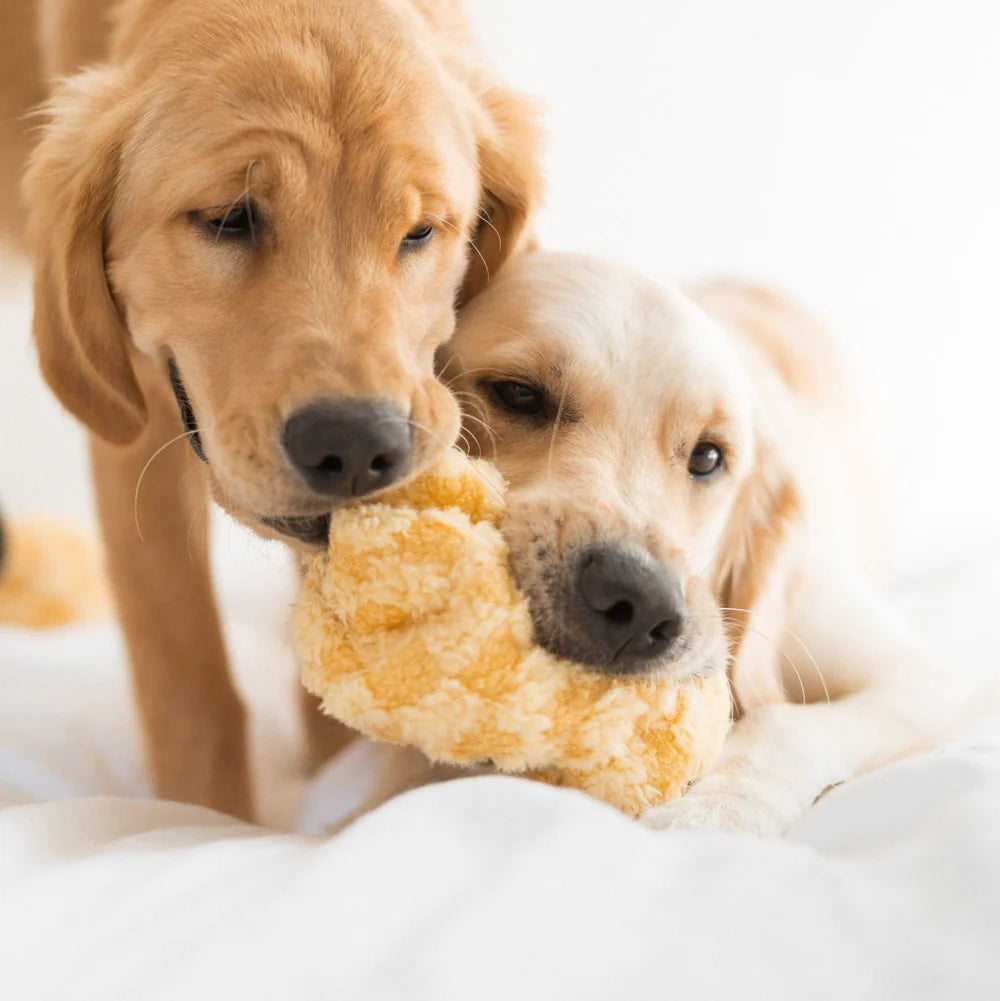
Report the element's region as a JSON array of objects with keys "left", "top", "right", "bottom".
[
  {"left": 441, "top": 252, "right": 800, "bottom": 683},
  {"left": 24, "top": 0, "right": 541, "bottom": 546}
]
